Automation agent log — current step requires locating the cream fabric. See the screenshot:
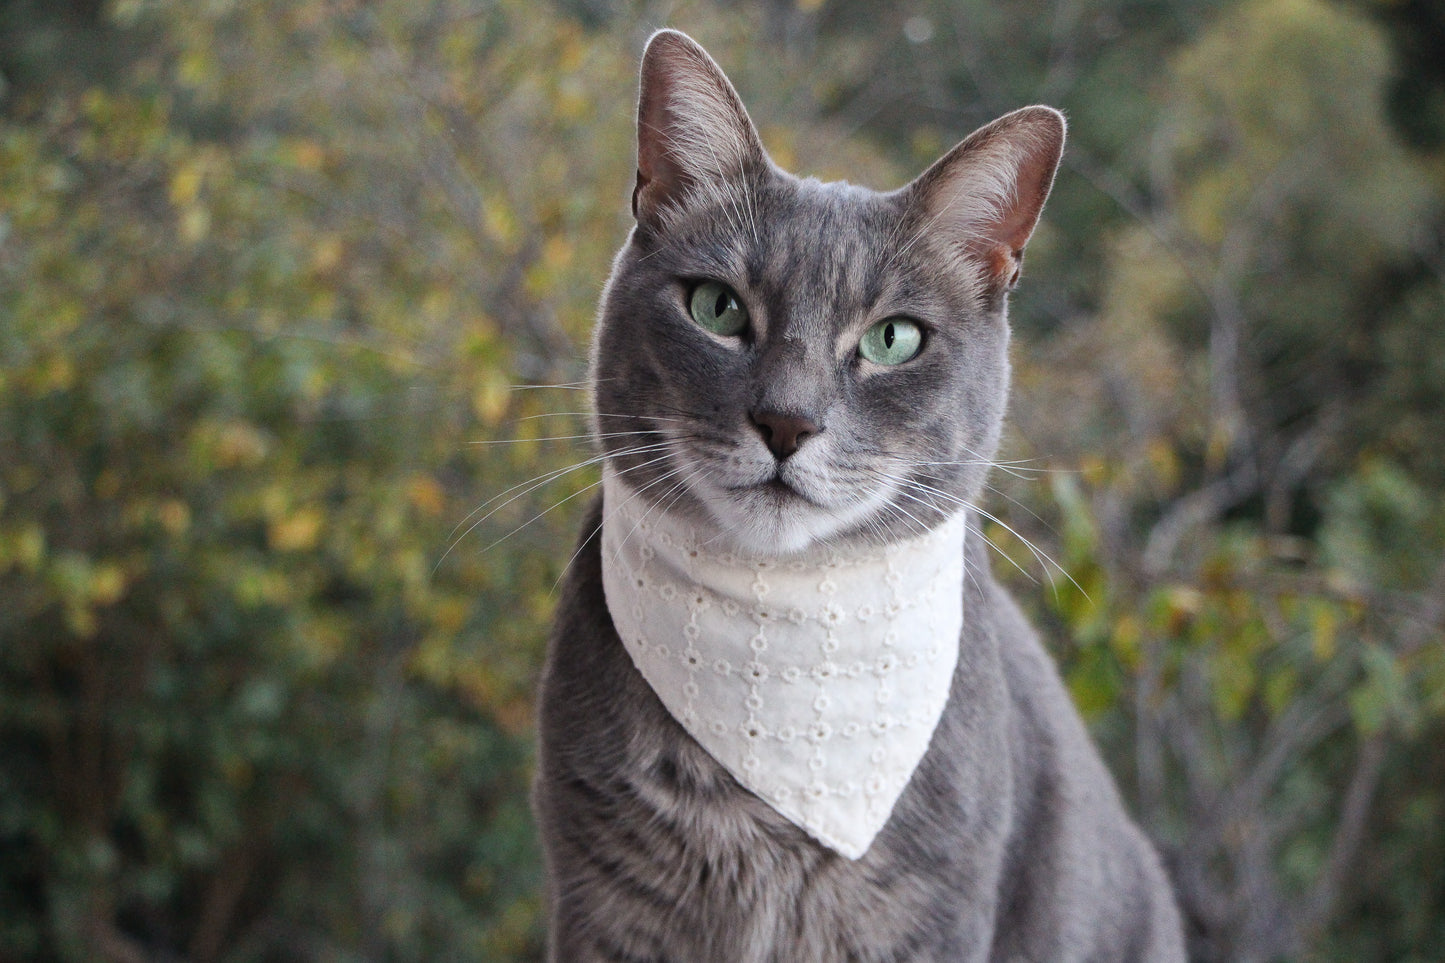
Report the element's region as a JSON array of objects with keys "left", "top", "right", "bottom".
[{"left": 600, "top": 468, "right": 965, "bottom": 859}]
